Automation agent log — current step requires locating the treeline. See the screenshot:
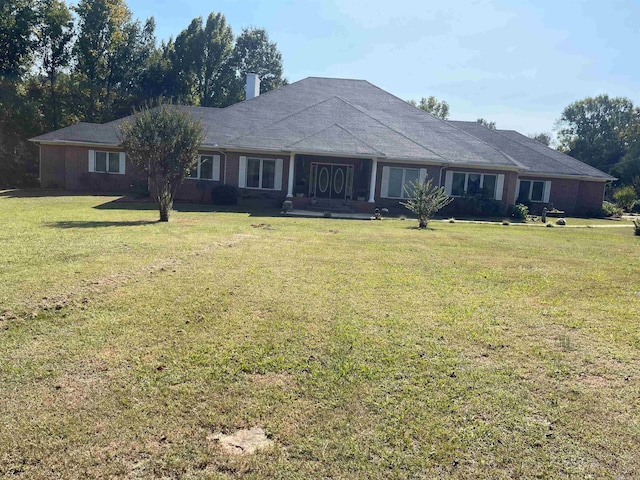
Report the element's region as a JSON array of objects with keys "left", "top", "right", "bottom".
[
  {"left": 0, "top": 0, "right": 286, "bottom": 187},
  {"left": 556, "top": 95, "right": 640, "bottom": 186}
]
